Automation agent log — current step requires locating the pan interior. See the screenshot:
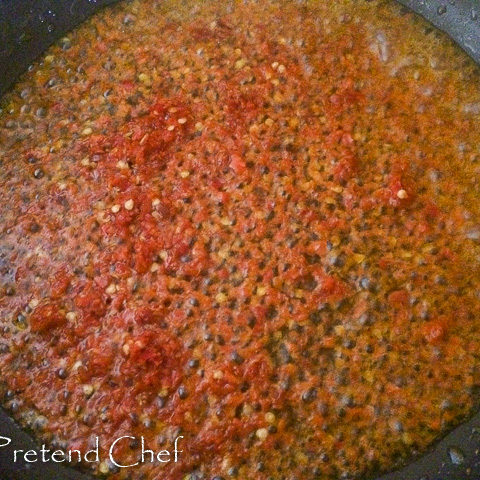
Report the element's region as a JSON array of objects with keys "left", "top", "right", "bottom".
[{"left": 1, "top": 1, "right": 480, "bottom": 479}]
